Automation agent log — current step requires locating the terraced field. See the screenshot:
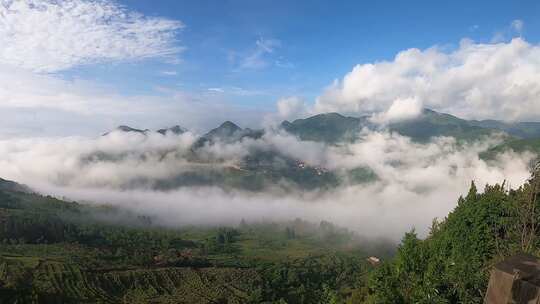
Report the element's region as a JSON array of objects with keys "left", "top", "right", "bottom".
[
  {"left": 1, "top": 257, "right": 262, "bottom": 303},
  {"left": 0, "top": 183, "right": 378, "bottom": 303}
]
